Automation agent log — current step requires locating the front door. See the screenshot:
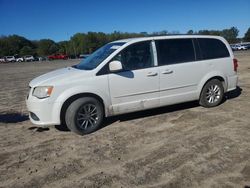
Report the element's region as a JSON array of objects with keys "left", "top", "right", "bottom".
[{"left": 108, "top": 41, "right": 160, "bottom": 115}]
